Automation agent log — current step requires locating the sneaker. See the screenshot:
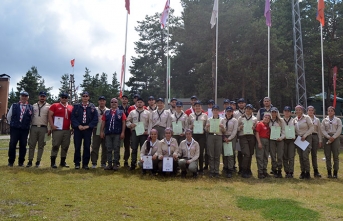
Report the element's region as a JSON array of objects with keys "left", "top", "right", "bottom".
[
  {"left": 75, "top": 165, "right": 80, "bottom": 169},
  {"left": 104, "top": 165, "right": 113, "bottom": 170},
  {"left": 35, "top": 161, "right": 40, "bottom": 168},
  {"left": 92, "top": 164, "right": 96, "bottom": 169},
  {"left": 26, "top": 161, "right": 33, "bottom": 168}
]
